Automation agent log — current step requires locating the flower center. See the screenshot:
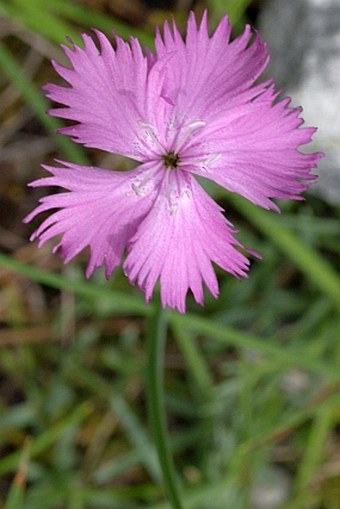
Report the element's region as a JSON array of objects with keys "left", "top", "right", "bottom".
[{"left": 162, "top": 151, "right": 180, "bottom": 169}]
